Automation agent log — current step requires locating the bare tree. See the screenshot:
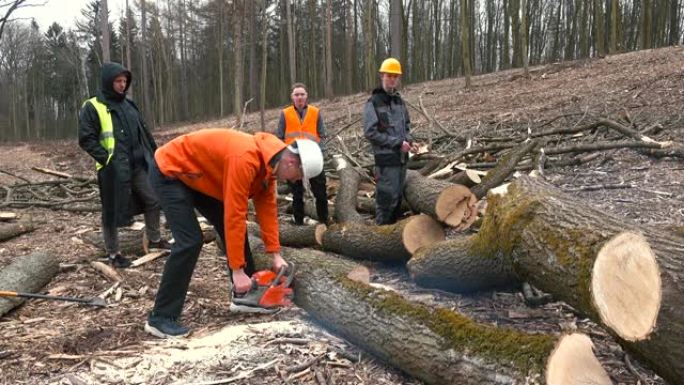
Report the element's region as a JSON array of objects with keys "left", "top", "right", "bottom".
[
  {"left": 324, "top": 0, "right": 333, "bottom": 98},
  {"left": 285, "top": 0, "right": 296, "bottom": 85},
  {"left": 260, "top": 0, "right": 268, "bottom": 131},
  {"left": 0, "top": 0, "right": 27, "bottom": 41},
  {"left": 461, "top": 0, "right": 472, "bottom": 88},
  {"left": 100, "top": 0, "right": 109, "bottom": 62},
  {"left": 390, "top": 0, "right": 402, "bottom": 61},
  {"left": 233, "top": 0, "right": 245, "bottom": 123}
]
